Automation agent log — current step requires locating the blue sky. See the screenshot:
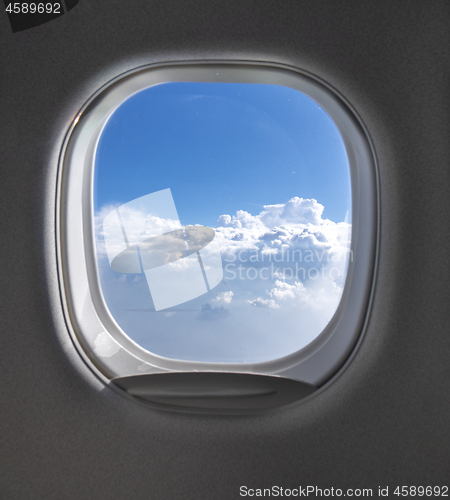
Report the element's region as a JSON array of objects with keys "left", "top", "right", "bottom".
[
  {"left": 94, "top": 82, "right": 352, "bottom": 363},
  {"left": 95, "top": 82, "right": 350, "bottom": 227}
]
